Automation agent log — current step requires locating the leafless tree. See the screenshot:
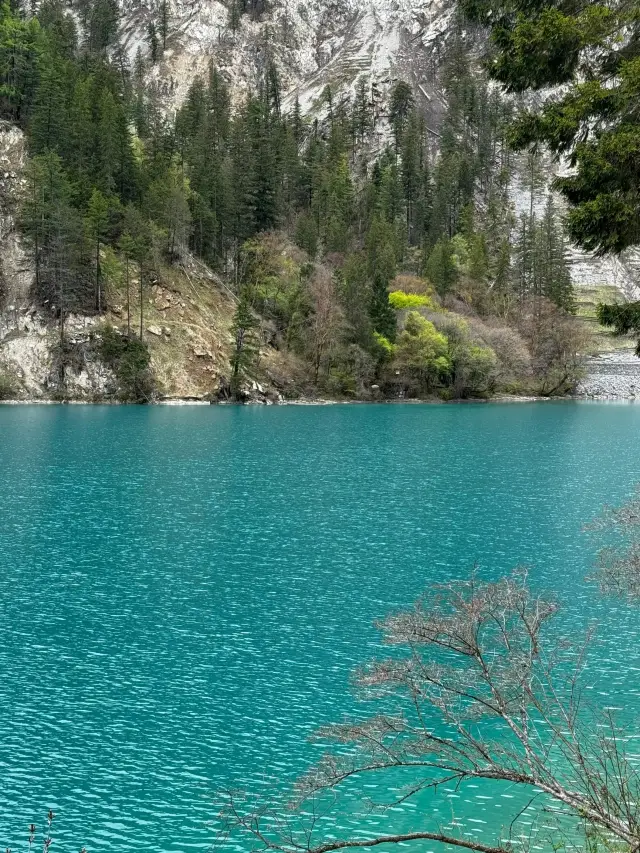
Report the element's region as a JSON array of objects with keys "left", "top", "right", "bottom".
[
  {"left": 307, "top": 267, "right": 343, "bottom": 384},
  {"left": 515, "top": 298, "right": 592, "bottom": 396},
  {"left": 588, "top": 489, "right": 640, "bottom": 599},
  {"left": 220, "top": 569, "right": 640, "bottom": 853}
]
